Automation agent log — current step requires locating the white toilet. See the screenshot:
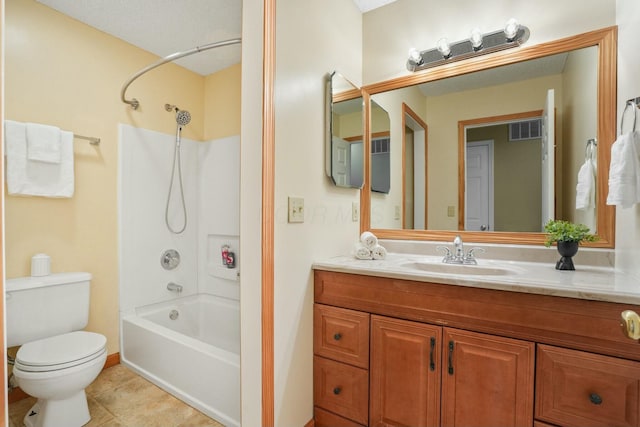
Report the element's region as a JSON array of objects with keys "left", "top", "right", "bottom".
[{"left": 6, "top": 272, "right": 107, "bottom": 427}]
